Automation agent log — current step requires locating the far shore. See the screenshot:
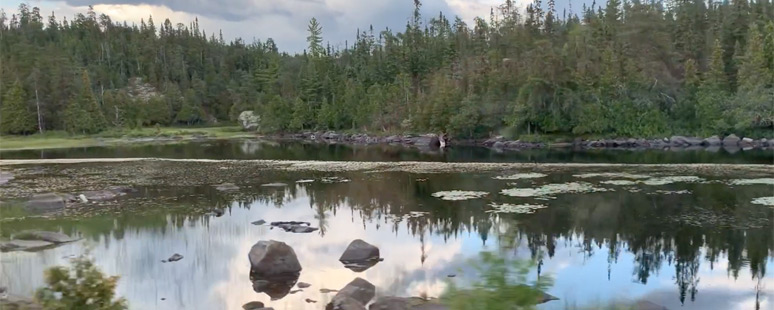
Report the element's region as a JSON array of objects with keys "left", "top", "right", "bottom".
[{"left": 0, "top": 126, "right": 254, "bottom": 151}]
